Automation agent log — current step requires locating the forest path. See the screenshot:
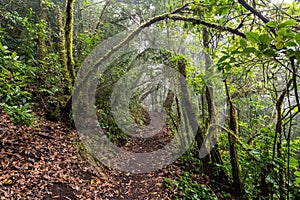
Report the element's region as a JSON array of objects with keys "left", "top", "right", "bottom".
[
  {"left": 124, "top": 111, "right": 172, "bottom": 152},
  {"left": 0, "top": 111, "right": 186, "bottom": 199}
]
